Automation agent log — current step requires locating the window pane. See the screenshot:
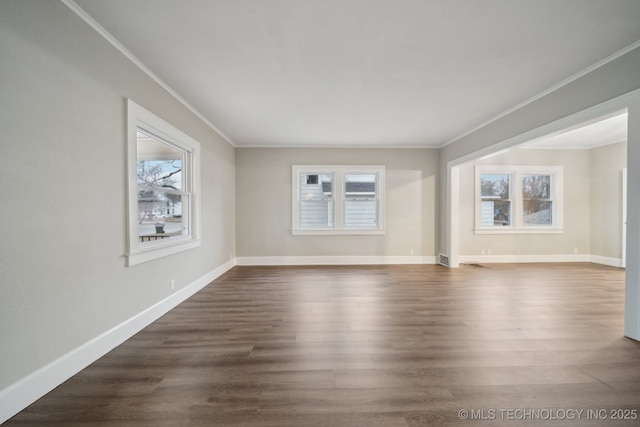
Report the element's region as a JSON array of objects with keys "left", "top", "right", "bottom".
[
  {"left": 523, "top": 200, "right": 552, "bottom": 225},
  {"left": 480, "top": 174, "right": 510, "bottom": 199},
  {"left": 137, "top": 192, "right": 185, "bottom": 241},
  {"left": 344, "top": 174, "right": 377, "bottom": 227},
  {"left": 522, "top": 175, "right": 551, "bottom": 200},
  {"left": 137, "top": 130, "right": 183, "bottom": 190},
  {"left": 480, "top": 200, "right": 510, "bottom": 226},
  {"left": 137, "top": 129, "right": 186, "bottom": 240},
  {"left": 300, "top": 173, "right": 333, "bottom": 227},
  {"left": 344, "top": 200, "right": 378, "bottom": 227}
]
